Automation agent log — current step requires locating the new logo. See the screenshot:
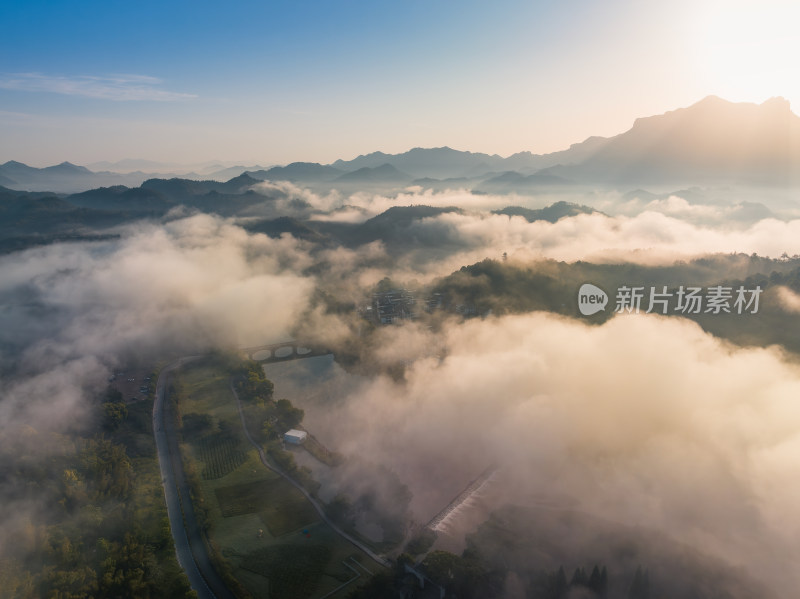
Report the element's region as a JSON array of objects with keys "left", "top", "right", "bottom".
[{"left": 578, "top": 283, "right": 608, "bottom": 316}]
